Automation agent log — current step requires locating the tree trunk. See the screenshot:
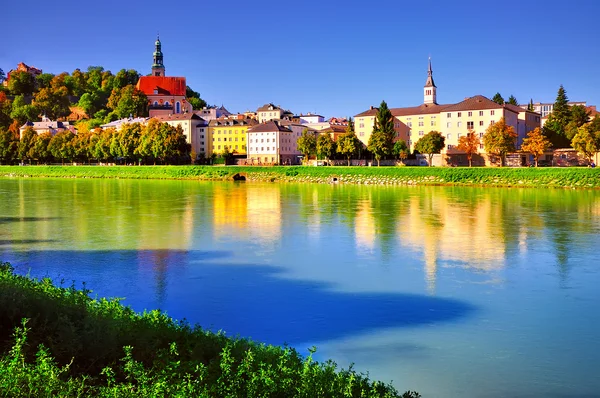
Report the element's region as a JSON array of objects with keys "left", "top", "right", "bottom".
[
  {"left": 347, "top": 156, "right": 351, "bottom": 166},
  {"left": 534, "top": 156, "right": 538, "bottom": 167},
  {"left": 429, "top": 154, "right": 433, "bottom": 166}
]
